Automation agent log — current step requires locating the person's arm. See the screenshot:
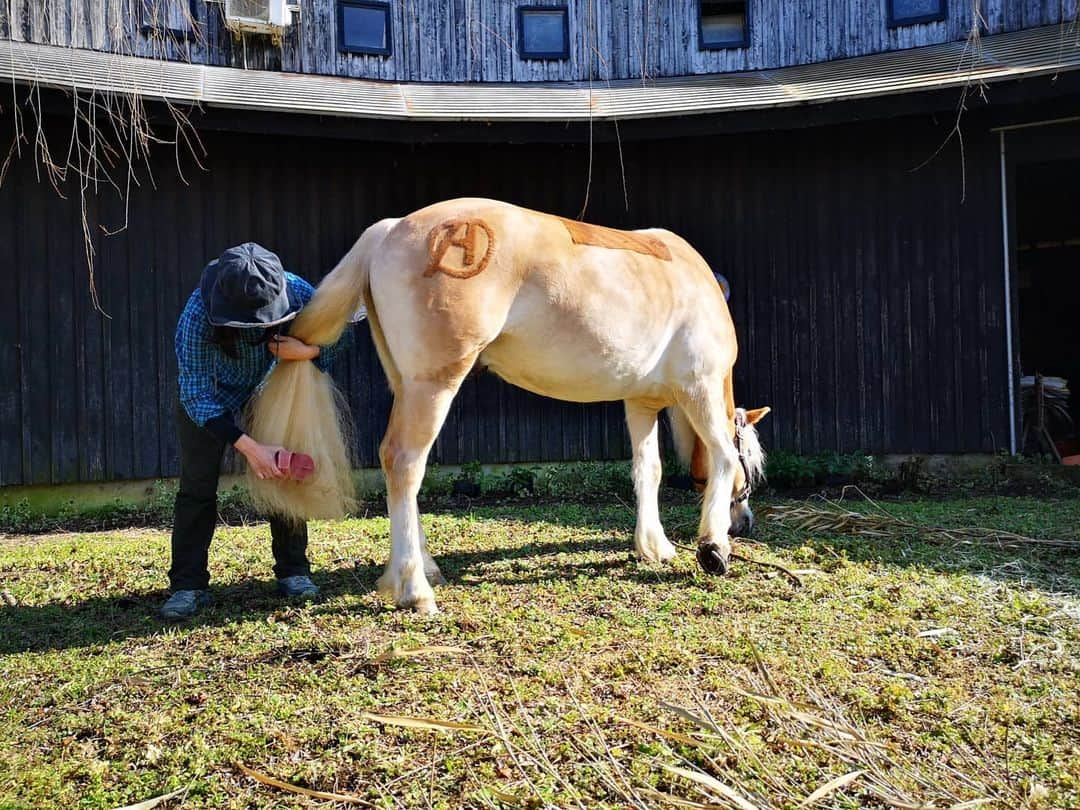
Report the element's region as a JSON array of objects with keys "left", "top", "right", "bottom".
[
  {"left": 234, "top": 434, "right": 287, "bottom": 480},
  {"left": 274, "top": 274, "right": 352, "bottom": 373},
  {"left": 176, "top": 298, "right": 285, "bottom": 479},
  {"left": 176, "top": 298, "right": 238, "bottom": 442},
  {"left": 267, "top": 334, "right": 321, "bottom": 362}
]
